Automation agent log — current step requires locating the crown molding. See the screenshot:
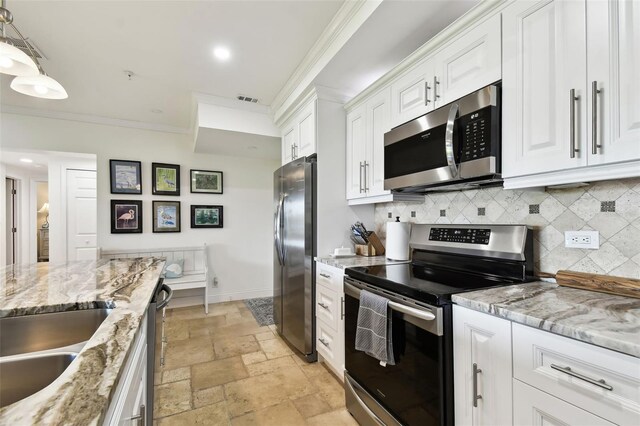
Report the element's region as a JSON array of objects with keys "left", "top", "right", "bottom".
[
  {"left": 0, "top": 104, "right": 191, "bottom": 135},
  {"left": 270, "top": 0, "right": 382, "bottom": 125},
  {"left": 344, "top": 0, "right": 509, "bottom": 111}
]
